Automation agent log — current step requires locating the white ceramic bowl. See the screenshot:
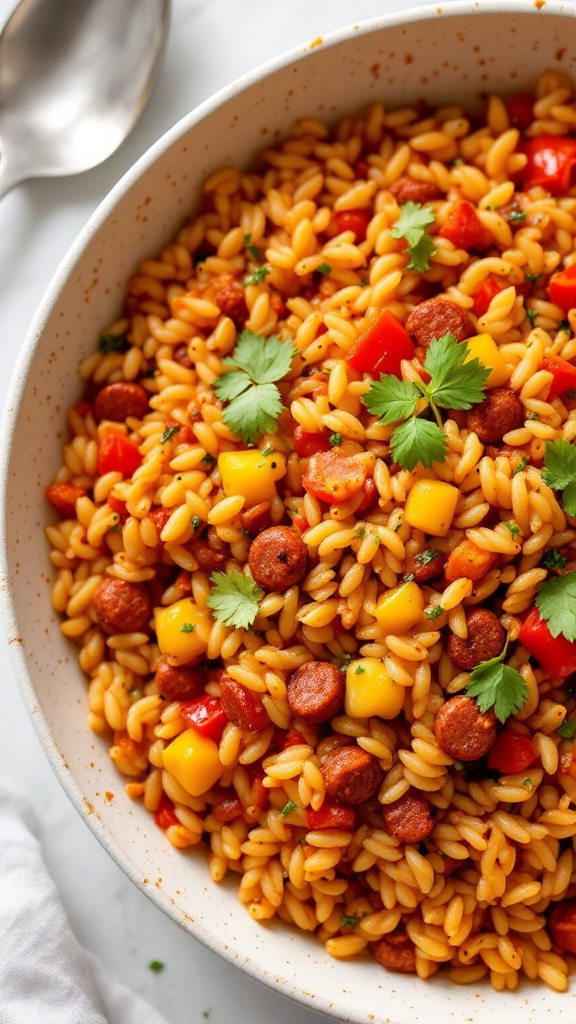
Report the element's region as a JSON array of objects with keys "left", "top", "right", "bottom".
[{"left": 3, "top": 3, "right": 576, "bottom": 1020}]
